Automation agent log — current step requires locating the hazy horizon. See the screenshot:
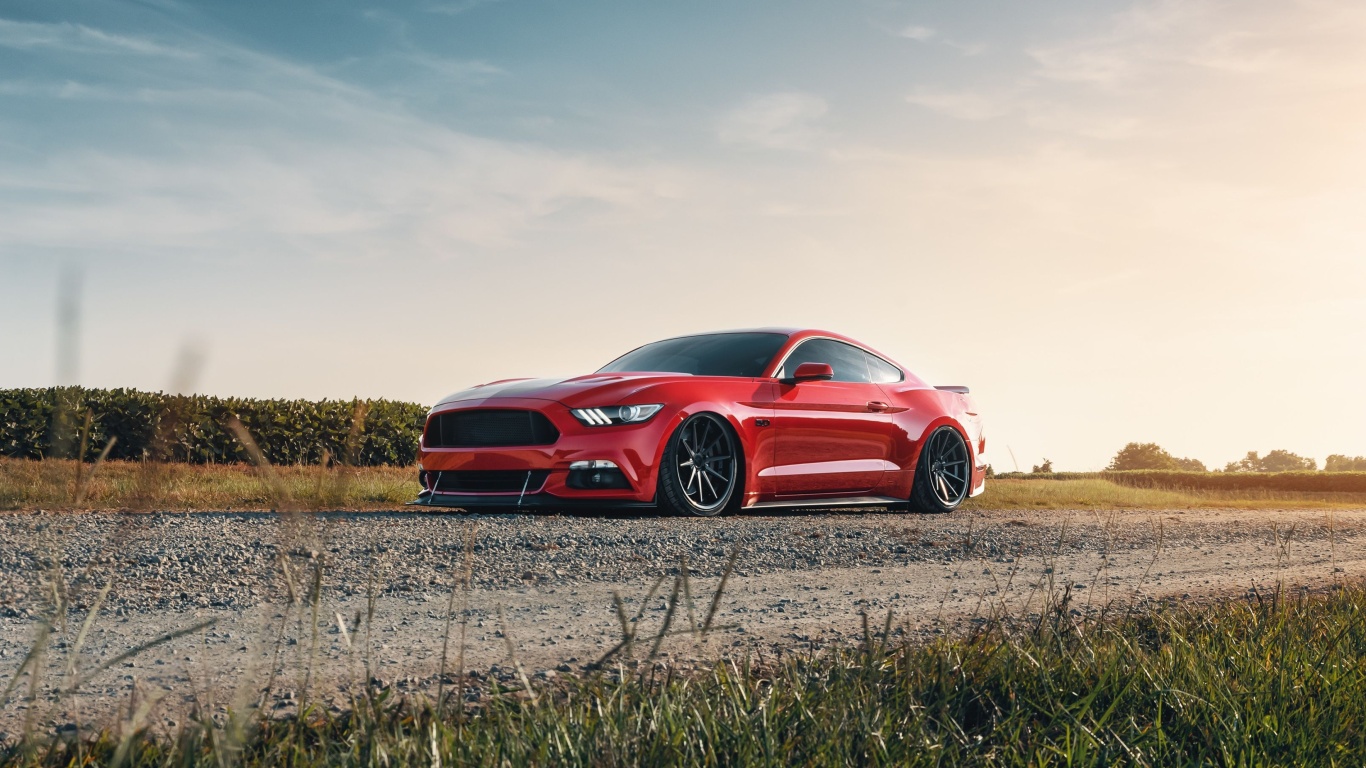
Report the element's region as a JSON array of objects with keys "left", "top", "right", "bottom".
[{"left": 2, "top": 0, "right": 1363, "bottom": 472}]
